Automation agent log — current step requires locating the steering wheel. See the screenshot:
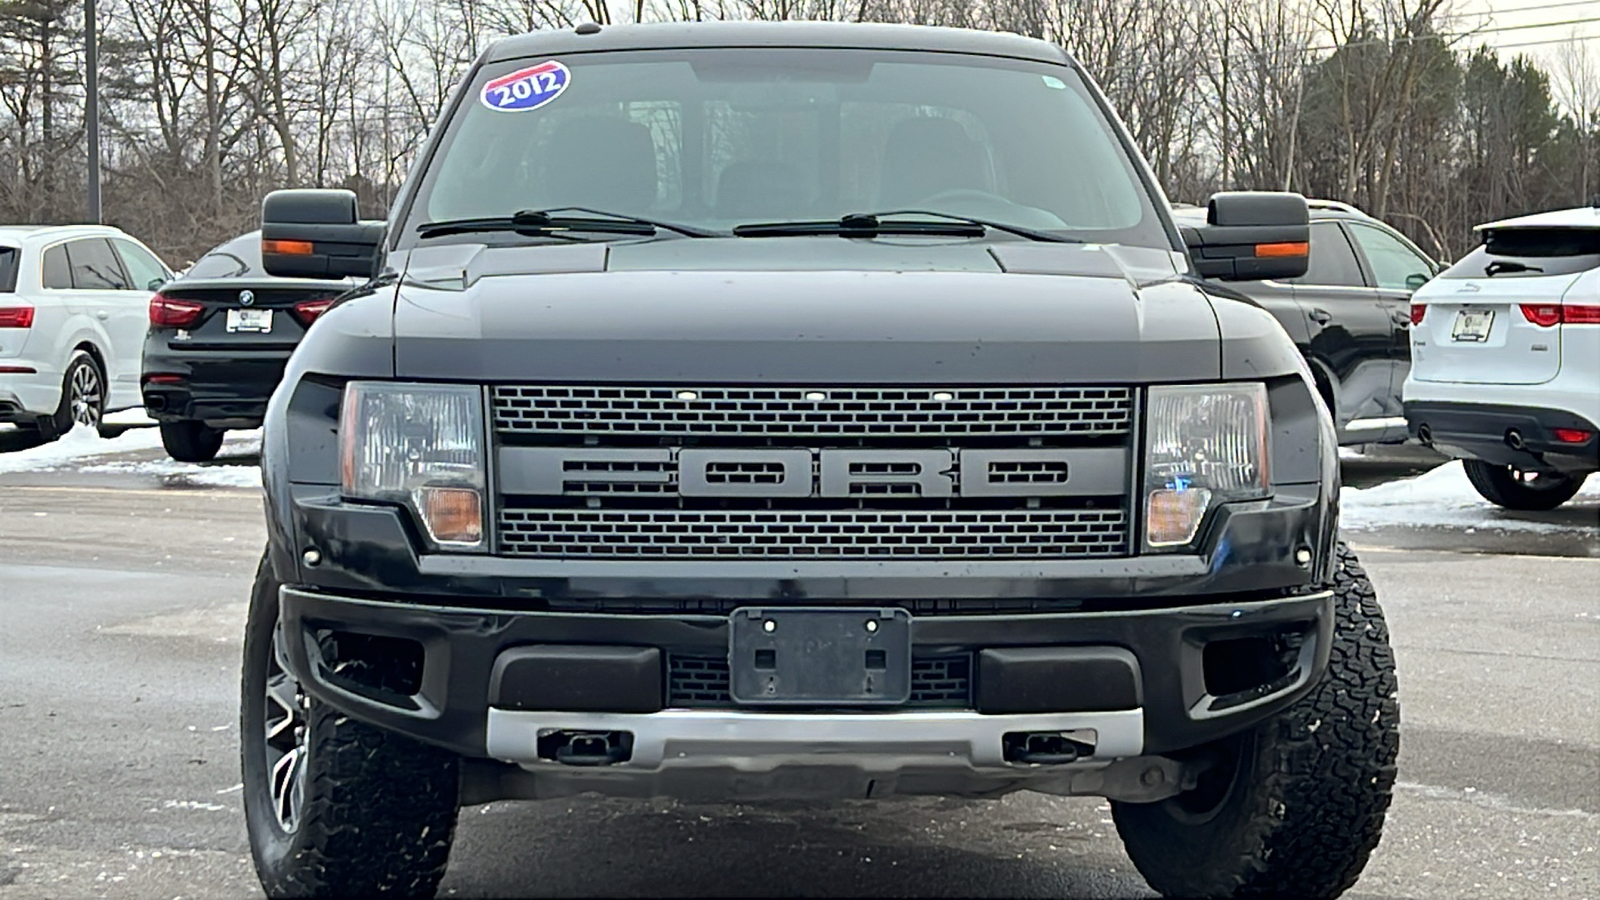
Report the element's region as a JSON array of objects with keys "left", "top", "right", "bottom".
[
  {"left": 911, "top": 188, "right": 1013, "bottom": 208},
  {"left": 907, "top": 189, "right": 1069, "bottom": 230}
]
